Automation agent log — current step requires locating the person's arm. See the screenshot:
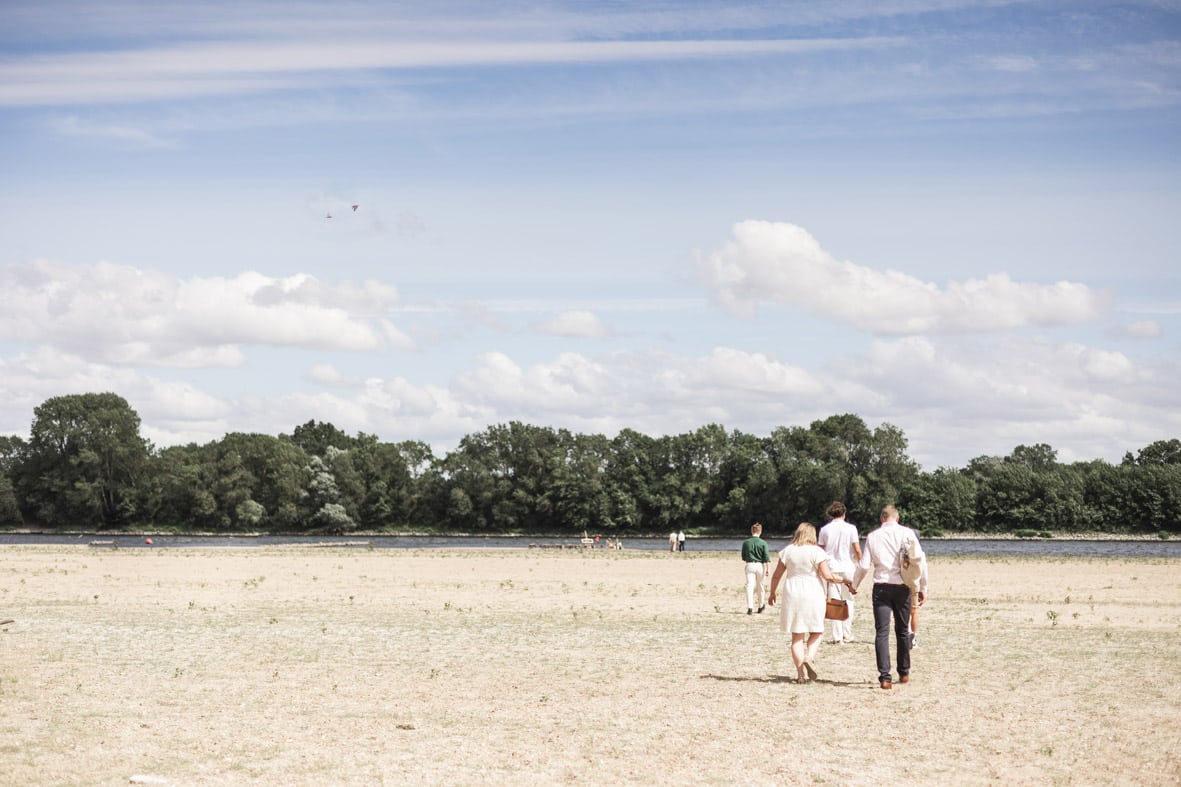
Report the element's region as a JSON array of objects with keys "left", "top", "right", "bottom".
[
  {"left": 851, "top": 538, "right": 870, "bottom": 590},
  {"left": 766, "top": 559, "right": 786, "bottom": 605},
  {"left": 852, "top": 536, "right": 862, "bottom": 563},
  {"left": 913, "top": 531, "right": 928, "bottom": 599},
  {"left": 817, "top": 558, "right": 853, "bottom": 590}
]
